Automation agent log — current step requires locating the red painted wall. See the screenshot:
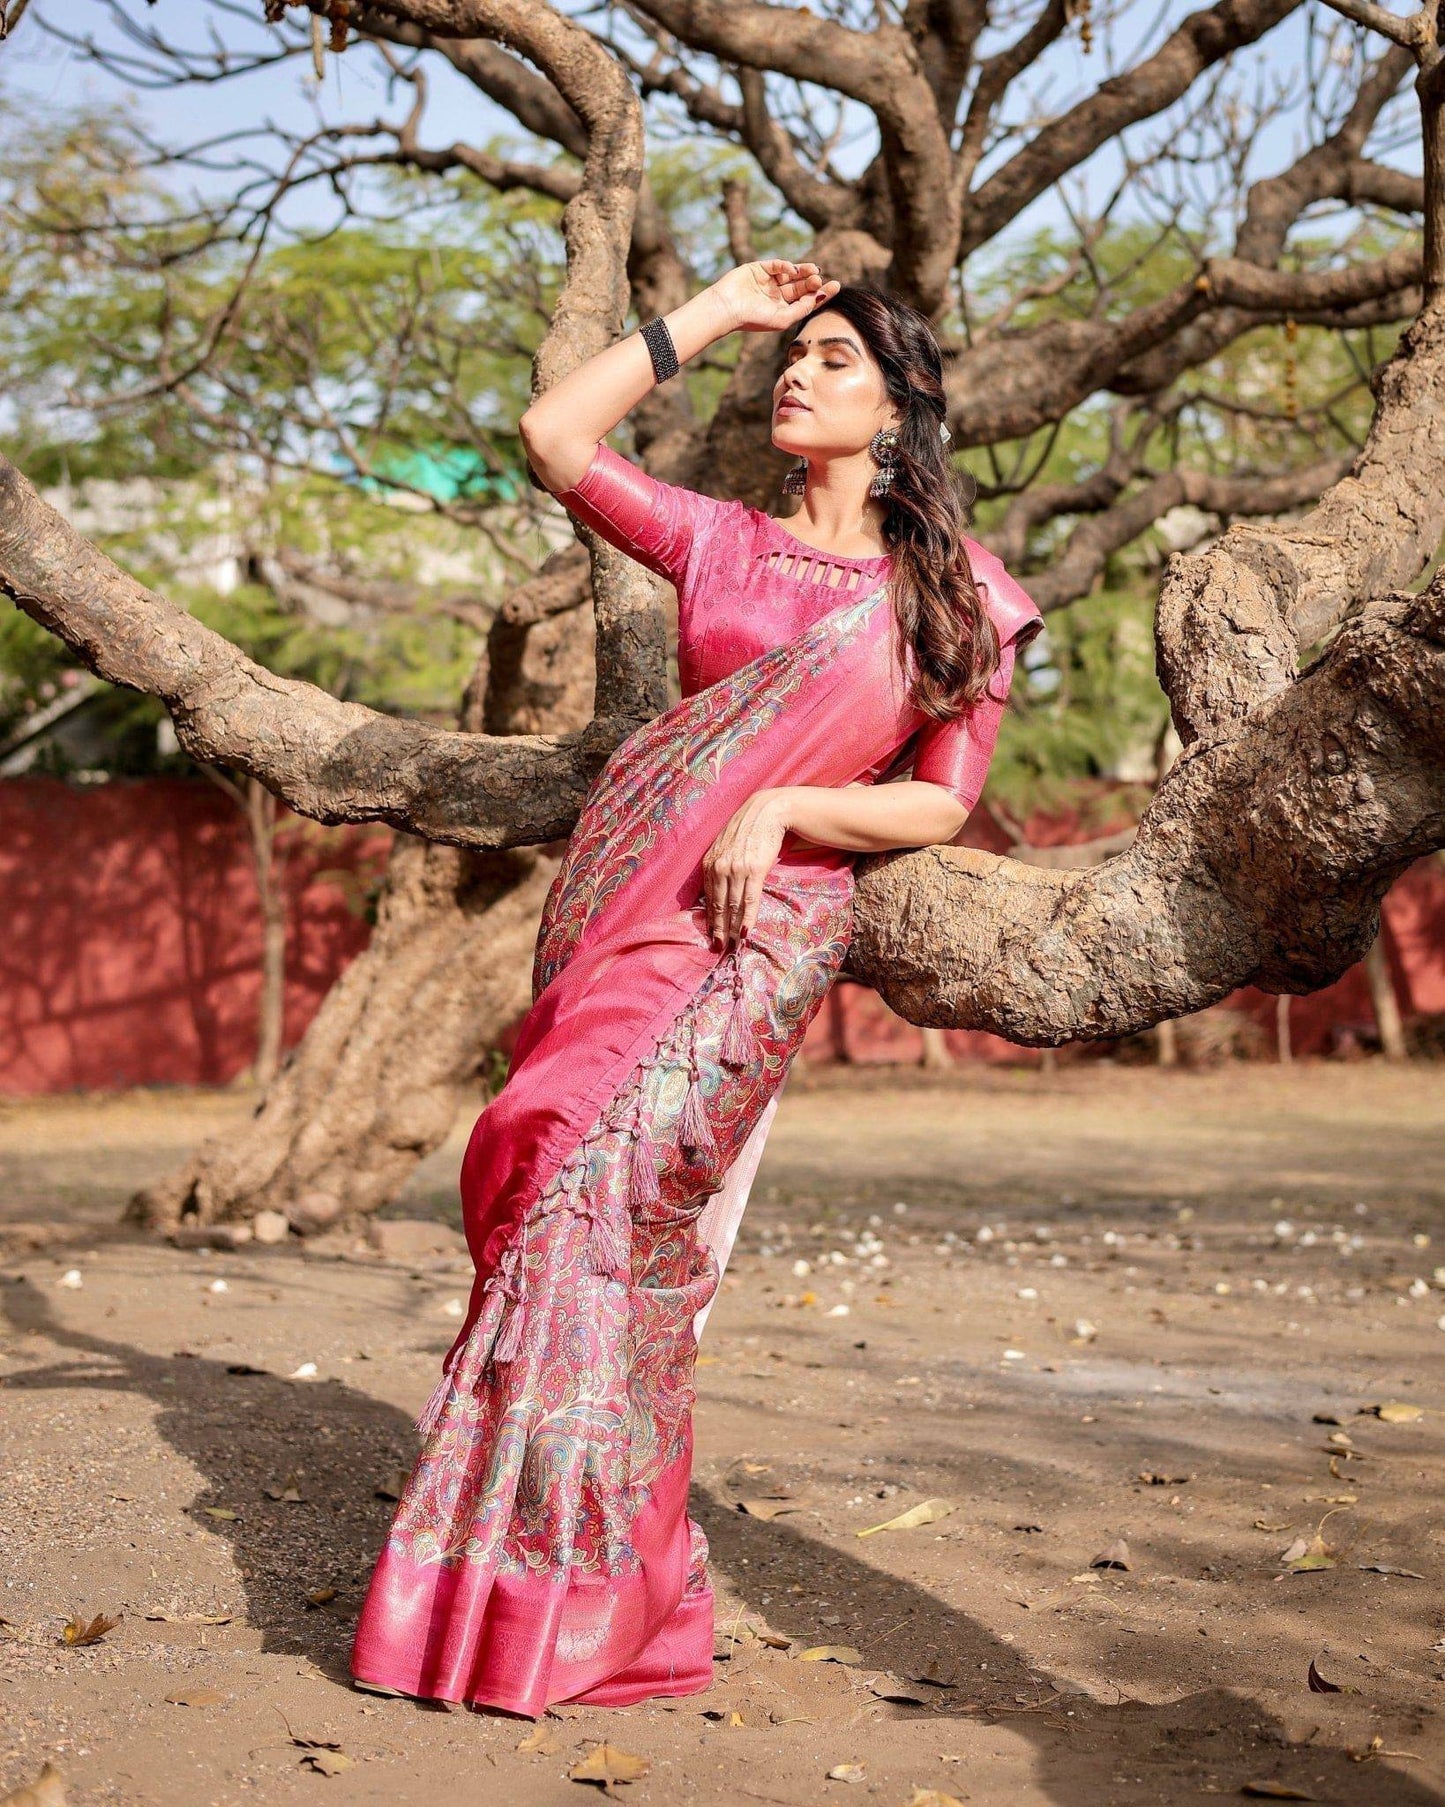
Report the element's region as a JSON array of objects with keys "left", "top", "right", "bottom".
[
  {"left": 0, "top": 777, "right": 392, "bottom": 1095},
  {"left": 4, "top": 776, "right": 1441, "bottom": 1095}
]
